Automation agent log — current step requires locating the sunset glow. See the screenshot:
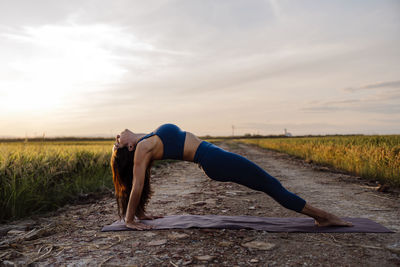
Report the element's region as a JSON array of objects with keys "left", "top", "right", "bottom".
[{"left": 0, "top": 1, "right": 399, "bottom": 137}]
